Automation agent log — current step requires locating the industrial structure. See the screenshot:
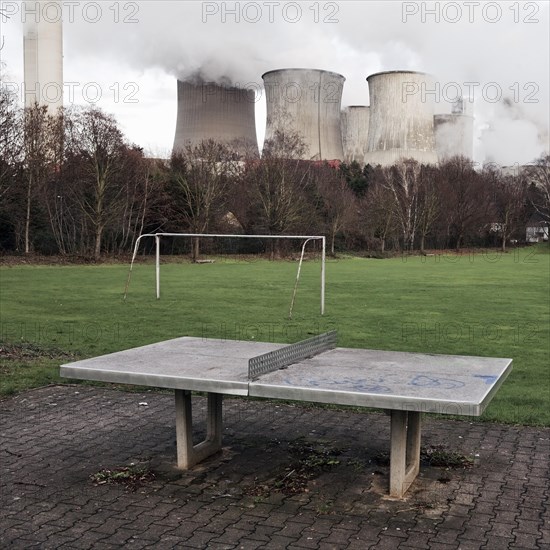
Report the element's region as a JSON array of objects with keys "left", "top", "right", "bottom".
[
  {"left": 341, "top": 106, "right": 370, "bottom": 164},
  {"left": 172, "top": 80, "right": 258, "bottom": 156},
  {"left": 23, "top": 0, "right": 64, "bottom": 112},
  {"left": 434, "top": 98, "right": 474, "bottom": 160},
  {"left": 365, "top": 71, "right": 438, "bottom": 167},
  {"left": 19, "top": 3, "right": 469, "bottom": 170},
  {"left": 262, "top": 69, "right": 345, "bottom": 161}
]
